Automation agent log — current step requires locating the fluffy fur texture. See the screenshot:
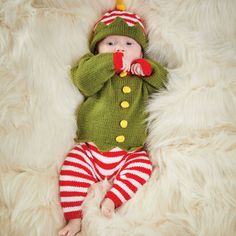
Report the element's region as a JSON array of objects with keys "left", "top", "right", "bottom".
[{"left": 0, "top": 0, "right": 235, "bottom": 235}]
